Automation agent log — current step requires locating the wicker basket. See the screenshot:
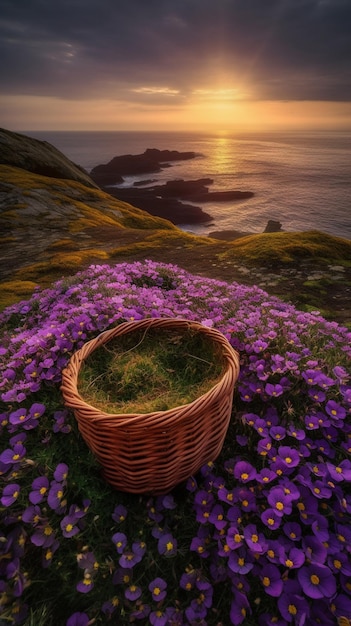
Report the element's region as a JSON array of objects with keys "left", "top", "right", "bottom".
[{"left": 61, "top": 318, "right": 240, "bottom": 495}]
